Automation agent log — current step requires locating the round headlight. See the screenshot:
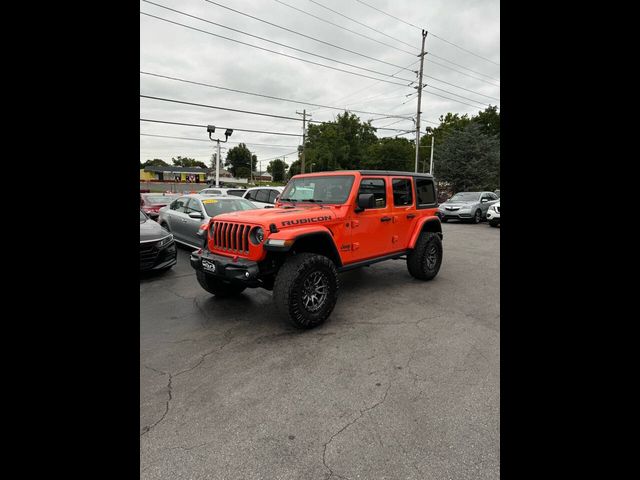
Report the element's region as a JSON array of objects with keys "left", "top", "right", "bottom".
[{"left": 250, "top": 227, "right": 265, "bottom": 245}]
